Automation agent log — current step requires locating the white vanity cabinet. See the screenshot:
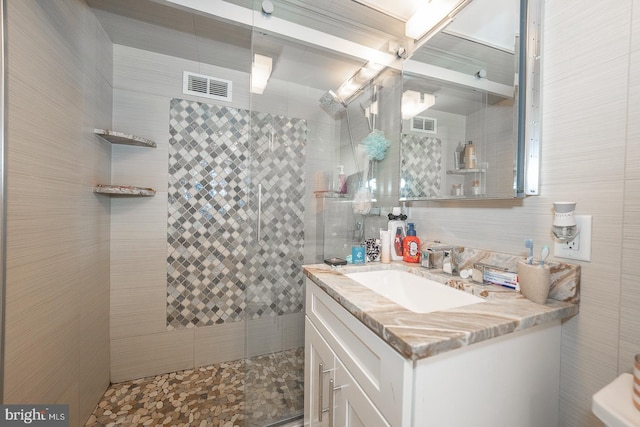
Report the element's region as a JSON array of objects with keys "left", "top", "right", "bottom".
[
  {"left": 304, "top": 279, "right": 412, "bottom": 427},
  {"left": 305, "top": 319, "right": 391, "bottom": 427},
  {"left": 304, "top": 277, "right": 564, "bottom": 427}
]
